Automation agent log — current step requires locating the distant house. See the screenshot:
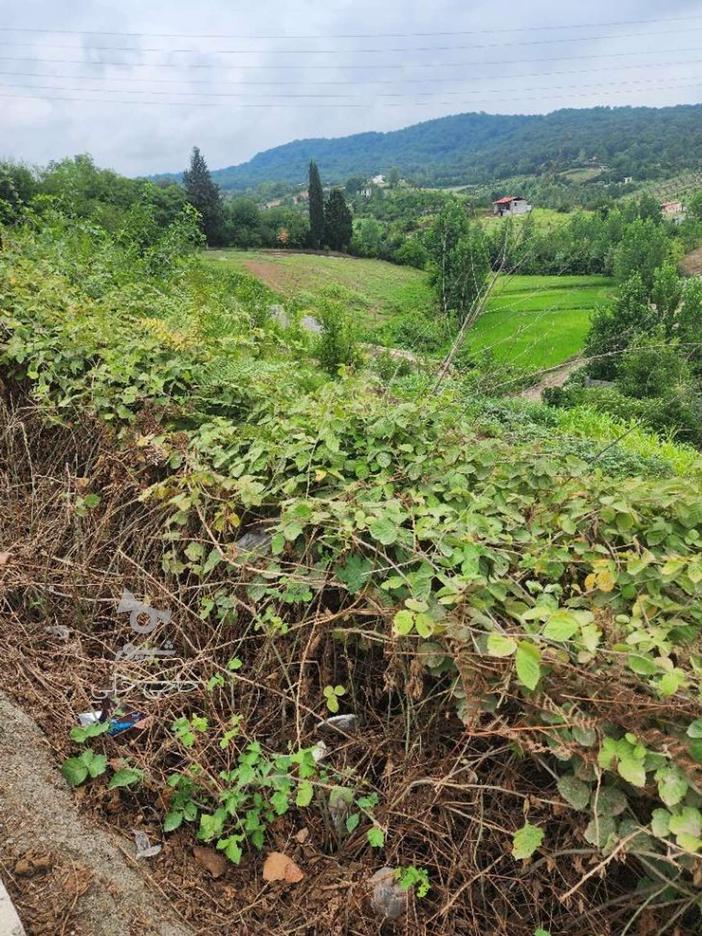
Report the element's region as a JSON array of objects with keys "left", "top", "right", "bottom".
[
  {"left": 492, "top": 195, "right": 532, "bottom": 217},
  {"left": 623, "top": 176, "right": 634, "bottom": 184},
  {"left": 660, "top": 201, "right": 686, "bottom": 223}
]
